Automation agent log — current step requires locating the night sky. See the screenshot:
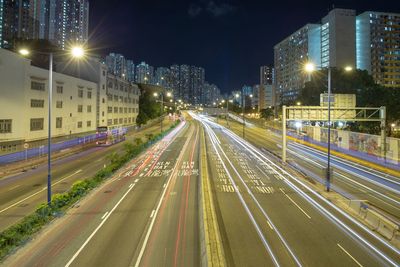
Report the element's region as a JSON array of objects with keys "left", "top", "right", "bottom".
[{"left": 89, "top": 0, "right": 400, "bottom": 93}]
